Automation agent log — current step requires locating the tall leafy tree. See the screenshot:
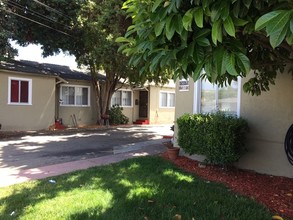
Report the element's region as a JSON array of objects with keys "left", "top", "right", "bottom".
[
  {"left": 1, "top": 0, "right": 149, "bottom": 122},
  {"left": 73, "top": 0, "right": 133, "bottom": 120},
  {"left": 118, "top": 0, "right": 293, "bottom": 95},
  {"left": 0, "top": 0, "right": 17, "bottom": 59}
]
